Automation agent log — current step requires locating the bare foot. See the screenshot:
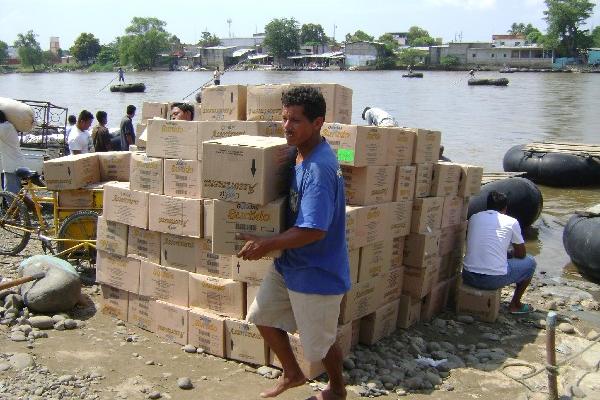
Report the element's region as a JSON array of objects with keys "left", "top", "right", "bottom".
[
  {"left": 260, "top": 372, "right": 307, "bottom": 398},
  {"left": 307, "top": 385, "right": 347, "bottom": 400}
]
